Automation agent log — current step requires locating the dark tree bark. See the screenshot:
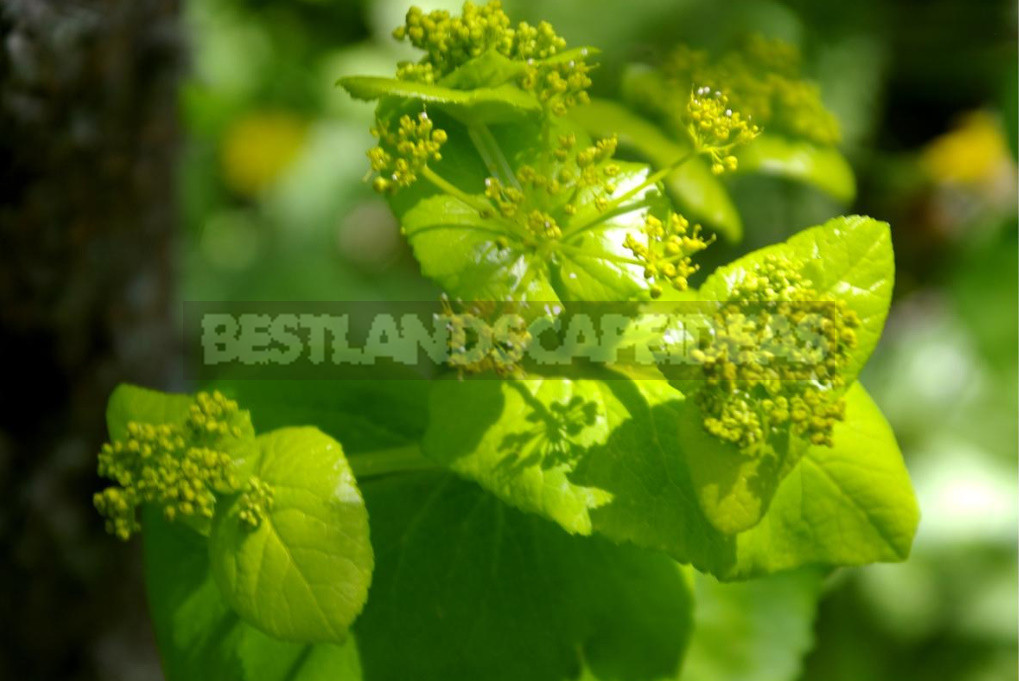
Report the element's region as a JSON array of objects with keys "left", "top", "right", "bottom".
[{"left": 0, "top": 1, "right": 181, "bottom": 678}]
